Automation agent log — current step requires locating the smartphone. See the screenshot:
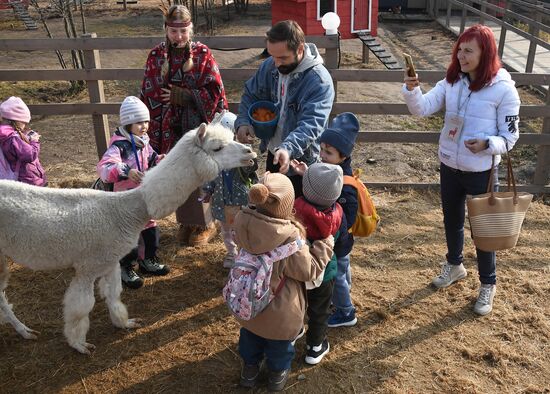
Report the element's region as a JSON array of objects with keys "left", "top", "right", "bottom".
[{"left": 403, "top": 53, "right": 417, "bottom": 78}]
